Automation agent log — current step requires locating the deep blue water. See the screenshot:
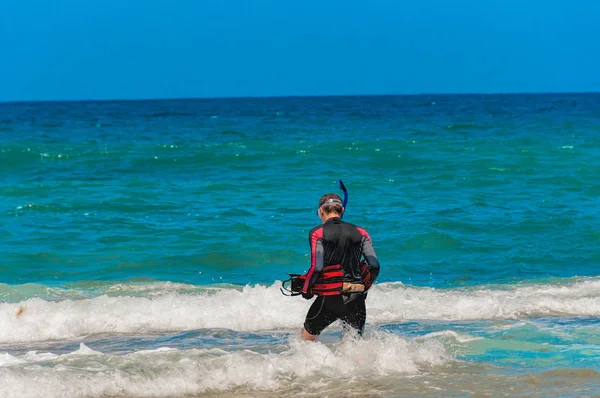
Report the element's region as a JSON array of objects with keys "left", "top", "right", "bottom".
[{"left": 1, "top": 94, "right": 600, "bottom": 397}]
